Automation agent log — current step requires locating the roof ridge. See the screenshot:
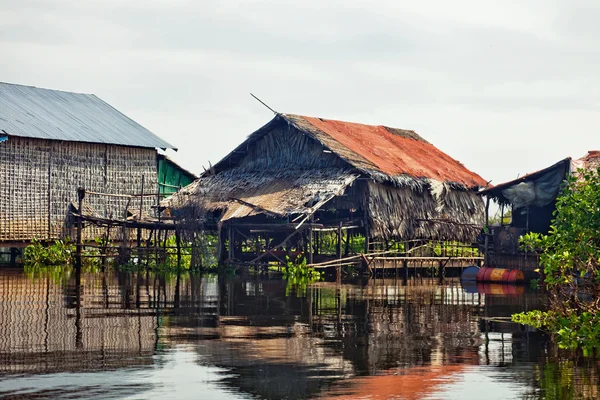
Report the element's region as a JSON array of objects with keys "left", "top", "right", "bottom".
[{"left": 0, "top": 81, "right": 94, "bottom": 96}]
